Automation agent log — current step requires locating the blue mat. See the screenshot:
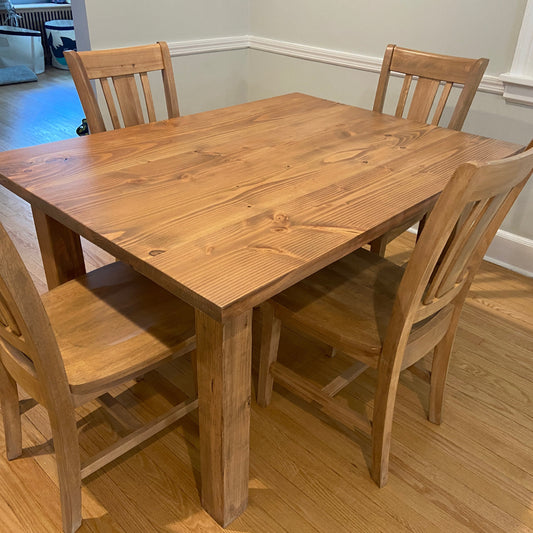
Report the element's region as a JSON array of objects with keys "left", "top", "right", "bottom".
[{"left": 0, "top": 65, "right": 37, "bottom": 86}]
